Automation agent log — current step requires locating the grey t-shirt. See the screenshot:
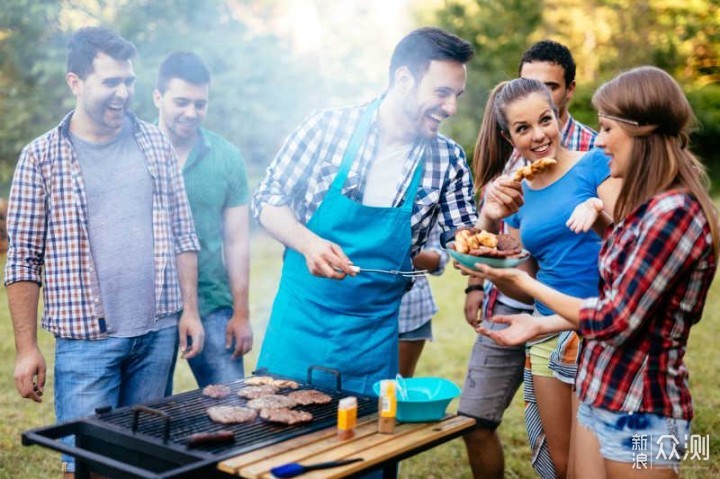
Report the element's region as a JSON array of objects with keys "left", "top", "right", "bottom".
[{"left": 71, "top": 118, "right": 159, "bottom": 337}]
